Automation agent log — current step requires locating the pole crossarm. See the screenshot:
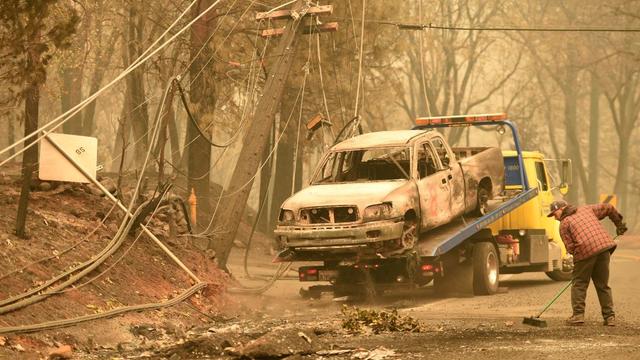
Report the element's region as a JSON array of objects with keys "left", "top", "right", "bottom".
[
  {"left": 261, "top": 22, "right": 338, "bottom": 37},
  {"left": 256, "top": 5, "right": 333, "bottom": 21}
]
